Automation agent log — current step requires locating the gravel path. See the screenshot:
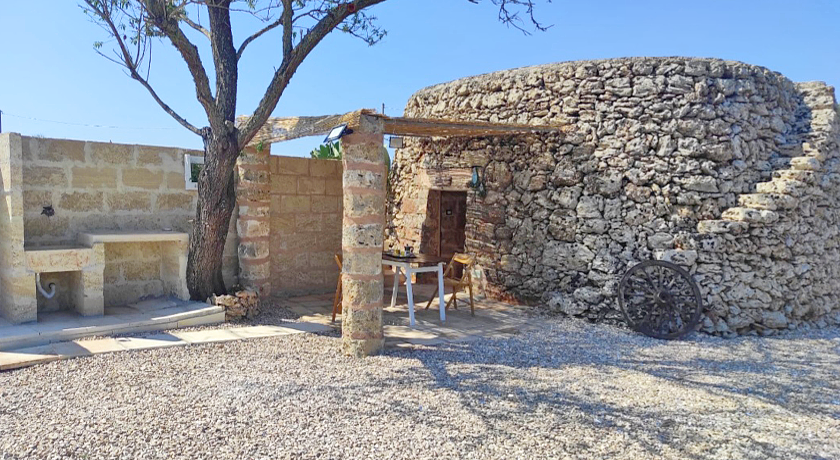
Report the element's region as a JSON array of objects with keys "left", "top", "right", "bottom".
[{"left": 1, "top": 317, "right": 838, "bottom": 460}]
